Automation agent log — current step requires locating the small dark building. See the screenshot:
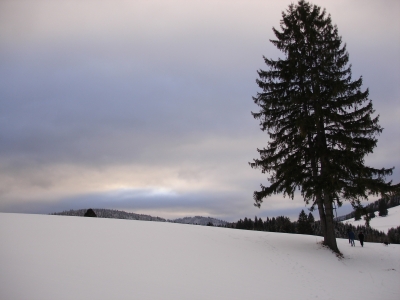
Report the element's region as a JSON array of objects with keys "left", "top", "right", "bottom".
[{"left": 84, "top": 208, "right": 97, "bottom": 217}]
